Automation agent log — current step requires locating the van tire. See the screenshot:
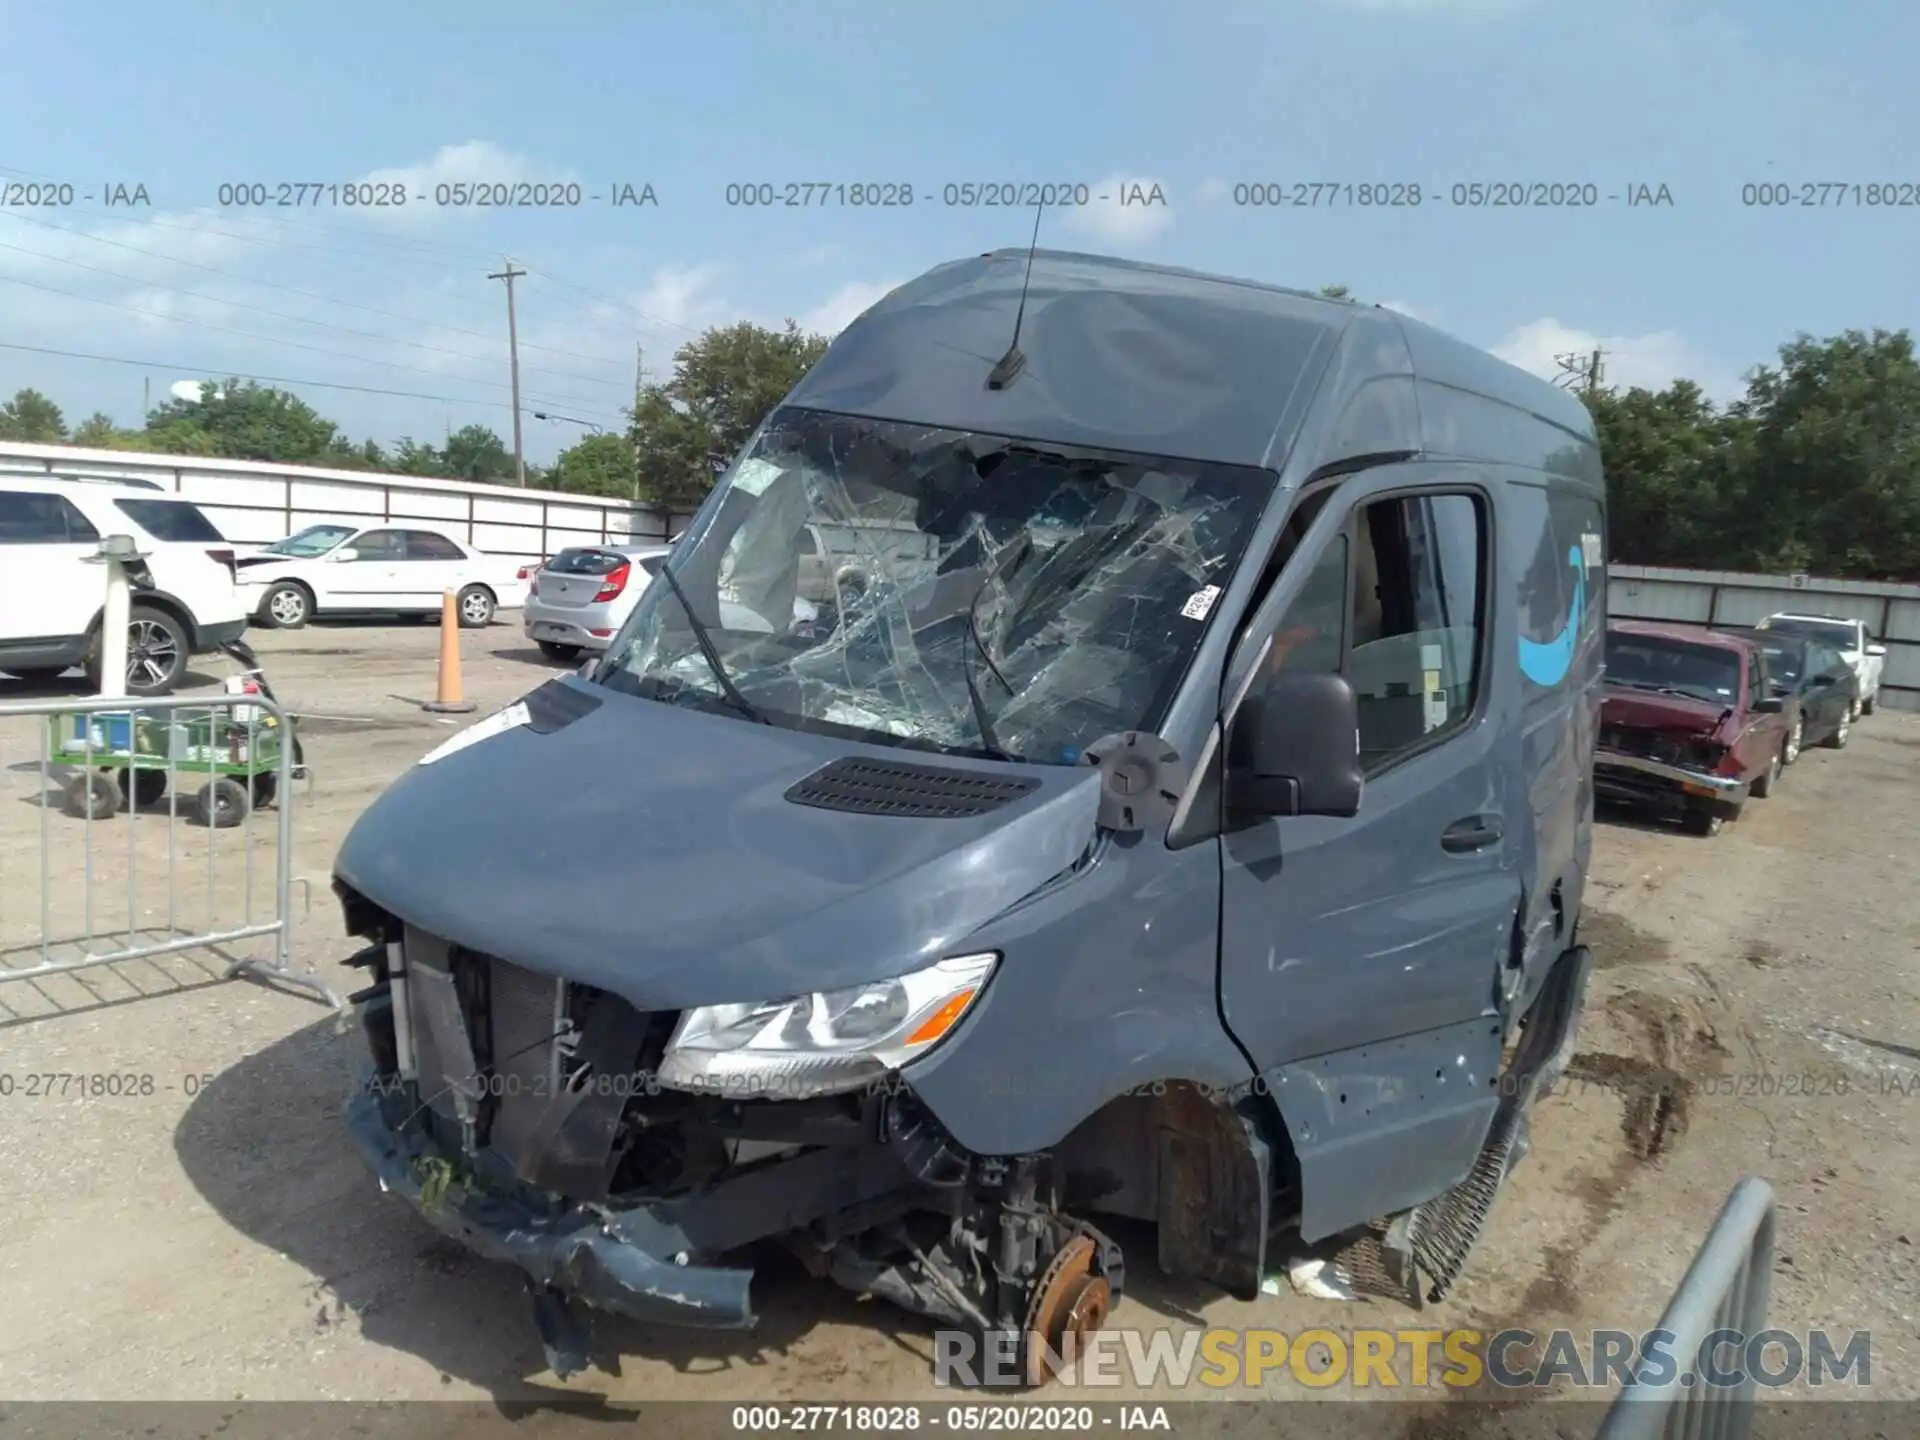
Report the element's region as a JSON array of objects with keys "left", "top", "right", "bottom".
[
  {"left": 456, "top": 585, "right": 495, "bottom": 629},
  {"left": 84, "top": 604, "right": 190, "bottom": 696},
  {"left": 259, "top": 581, "right": 313, "bottom": 630},
  {"left": 1823, "top": 713, "right": 1851, "bottom": 749},
  {"left": 1862, "top": 691, "right": 1876, "bottom": 716}
]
